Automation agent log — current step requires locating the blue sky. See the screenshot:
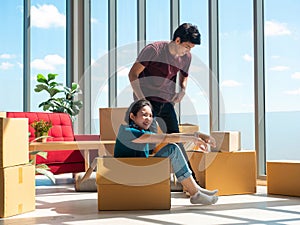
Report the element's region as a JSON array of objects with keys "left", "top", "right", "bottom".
[{"left": 0, "top": 0, "right": 299, "bottom": 115}]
